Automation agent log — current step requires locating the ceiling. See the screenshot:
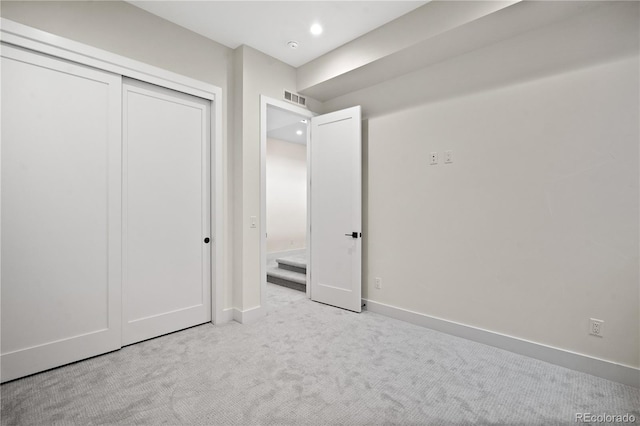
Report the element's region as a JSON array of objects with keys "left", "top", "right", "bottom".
[
  {"left": 267, "top": 105, "right": 308, "bottom": 144},
  {"left": 127, "top": 1, "right": 427, "bottom": 67}
]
